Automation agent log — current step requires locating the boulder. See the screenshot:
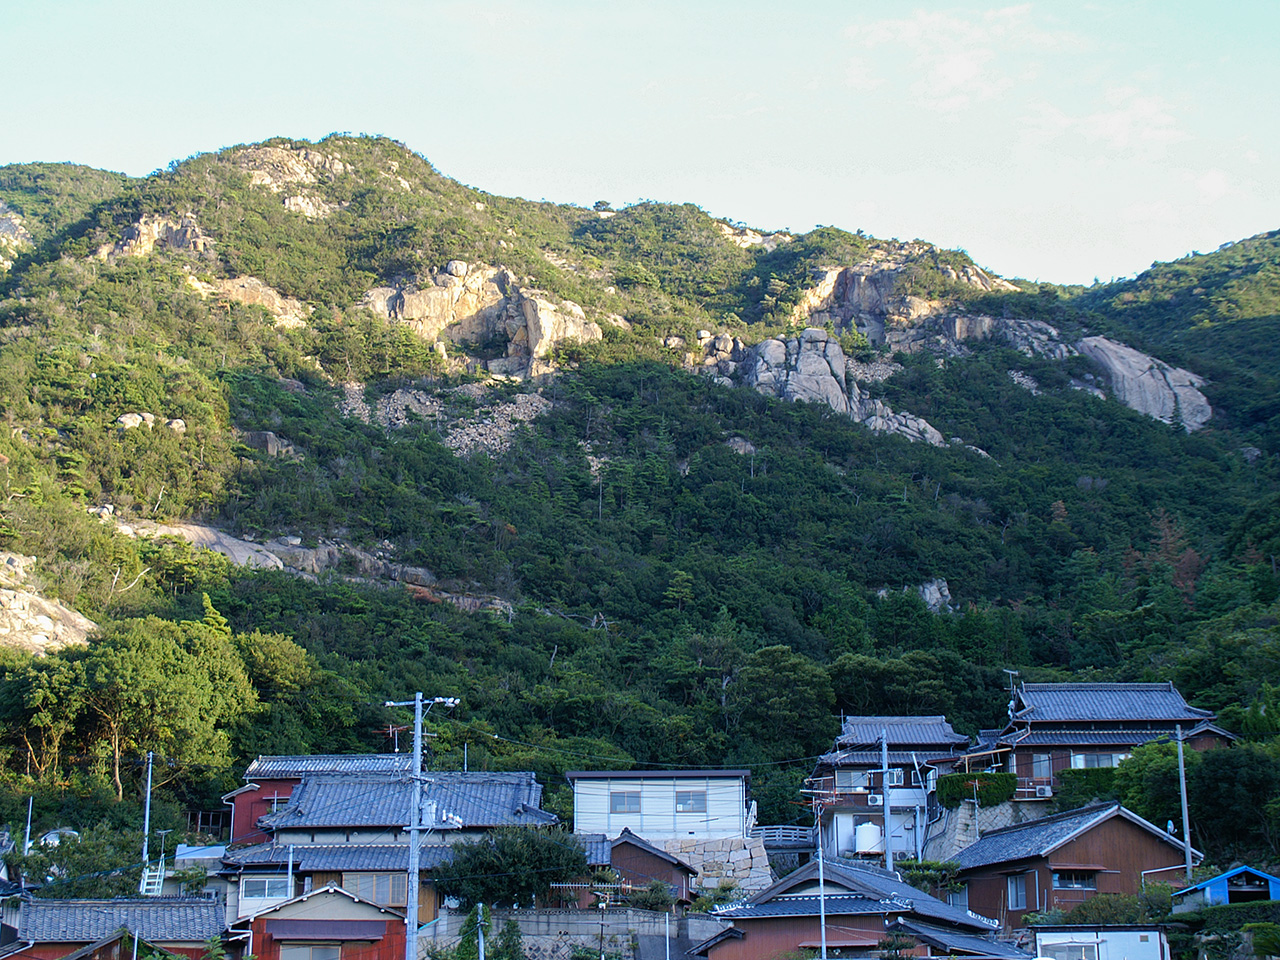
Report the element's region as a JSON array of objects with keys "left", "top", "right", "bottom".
[
  {"left": 242, "top": 430, "right": 295, "bottom": 457},
  {"left": 1076, "top": 336, "right": 1212, "bottom": 431},
  {"left": 97, "top": 214, "right": 211, "bottom": 259}
]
